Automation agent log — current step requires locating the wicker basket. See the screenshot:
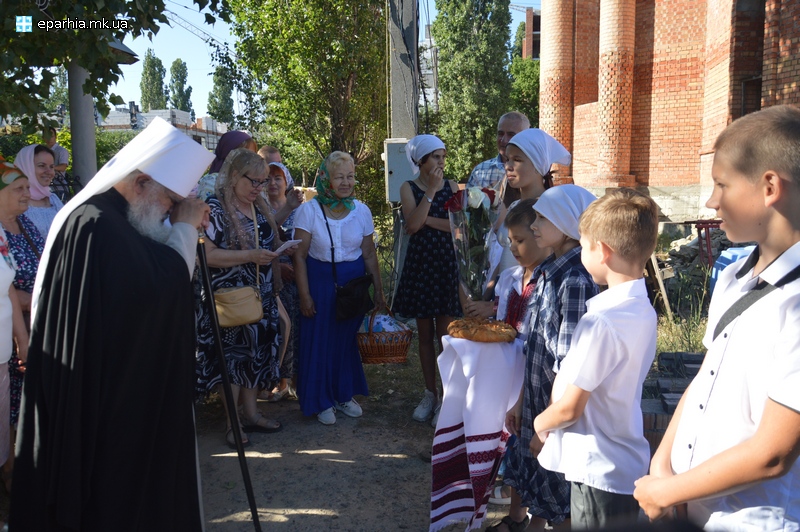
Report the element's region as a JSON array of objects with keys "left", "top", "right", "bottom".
[{"left": 357, "top": 308, "right": 412, "bottom": 364}]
